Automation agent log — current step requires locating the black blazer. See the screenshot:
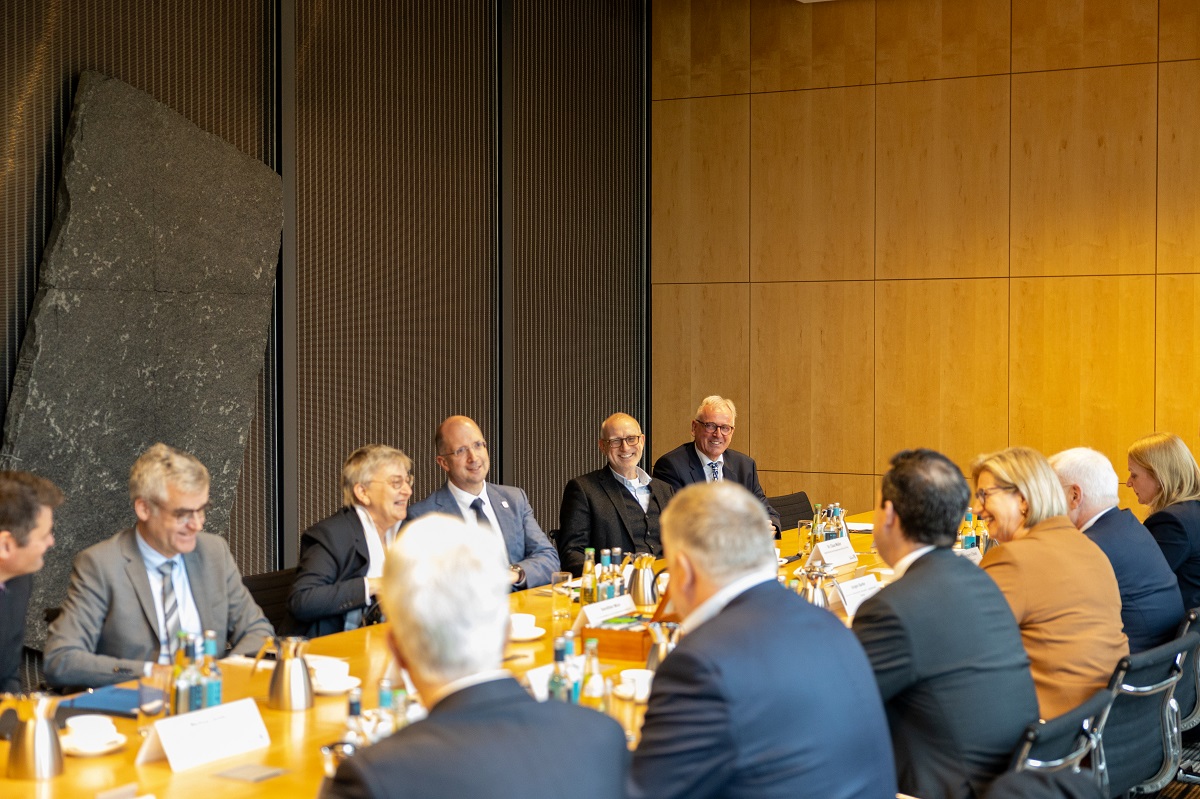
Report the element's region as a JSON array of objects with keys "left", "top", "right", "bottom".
[
  {"left": 852, "top": 547, "right": 1039, "bottom": 799},
  {"left": 0, "top": 573, "right": 32, "bottom": 692},
  {"left": 288, "top": 507, "right": 371, "bottom": 638},
  {"left": 557, "top": 467, "right": 674, "bottom": 576},
  {"left": 323, "top": 677, "right": 629, "bottom": 799},
  {"left": 1145, "top": 499, "right": 1200, "bottom": 612},
  {"left": 630, "top": 581, "right": 897, "bottom": 799},
  {"left": 652, "top": 443, "right": 781, "bottom": 531},
  {"left": 1085, "top": 507, "right": 1184, "bottom": 652}
]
